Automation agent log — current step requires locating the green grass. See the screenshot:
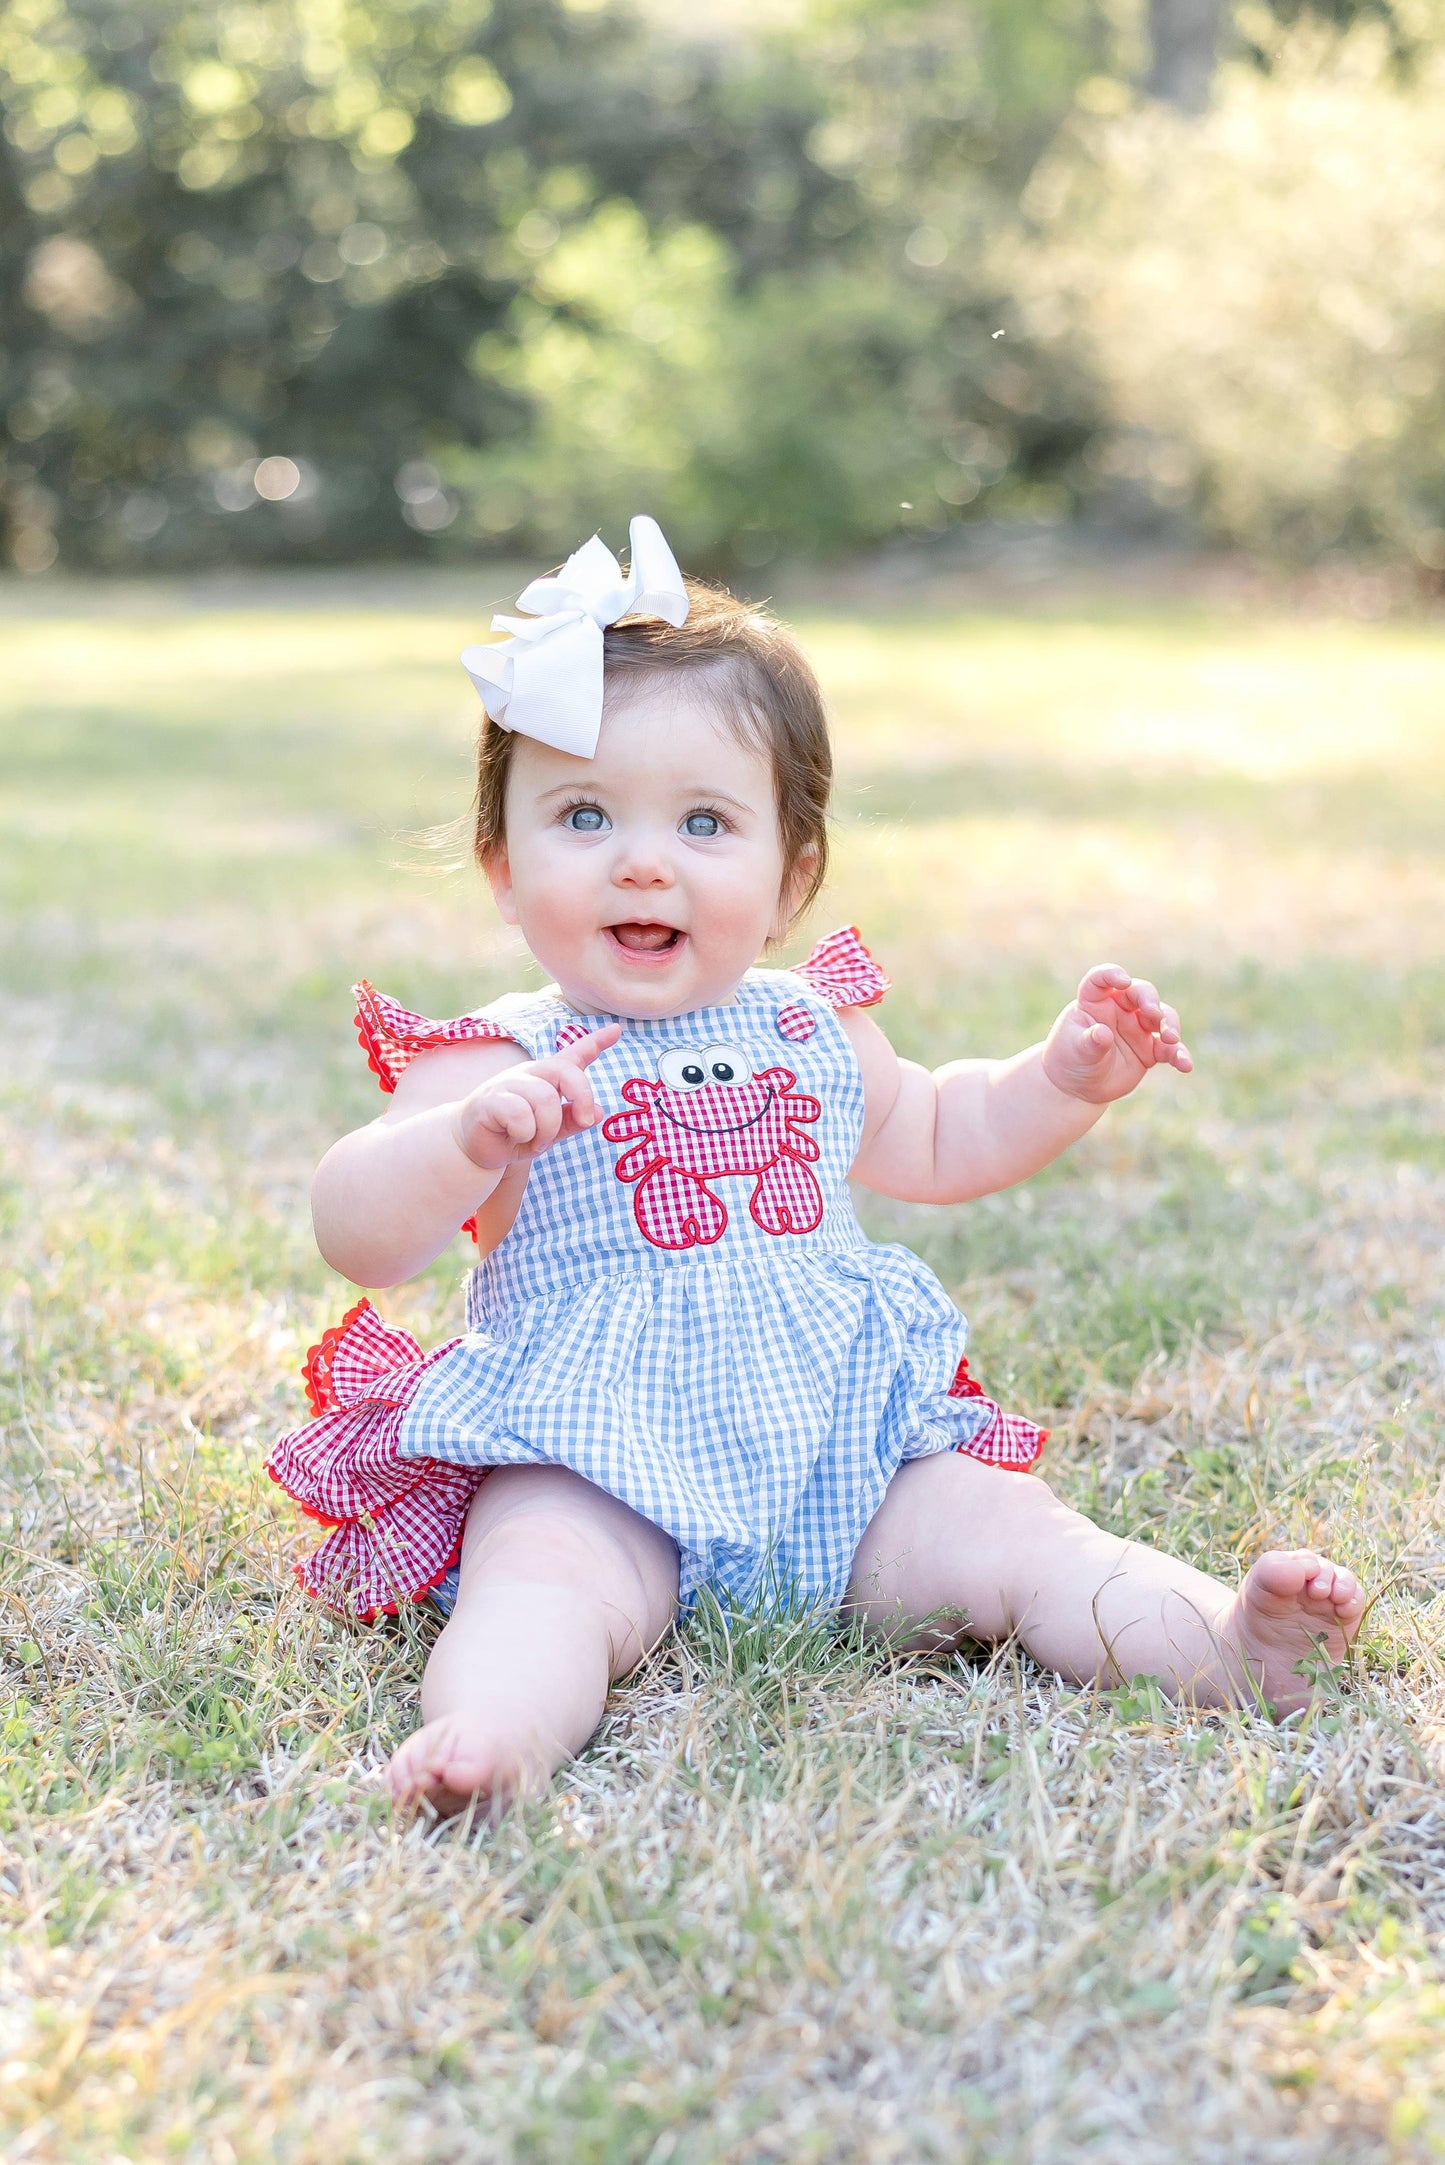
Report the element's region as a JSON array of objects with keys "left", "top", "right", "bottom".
[{"left": 3, "top": 573, "right": 1445, "bottom": 2162}]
